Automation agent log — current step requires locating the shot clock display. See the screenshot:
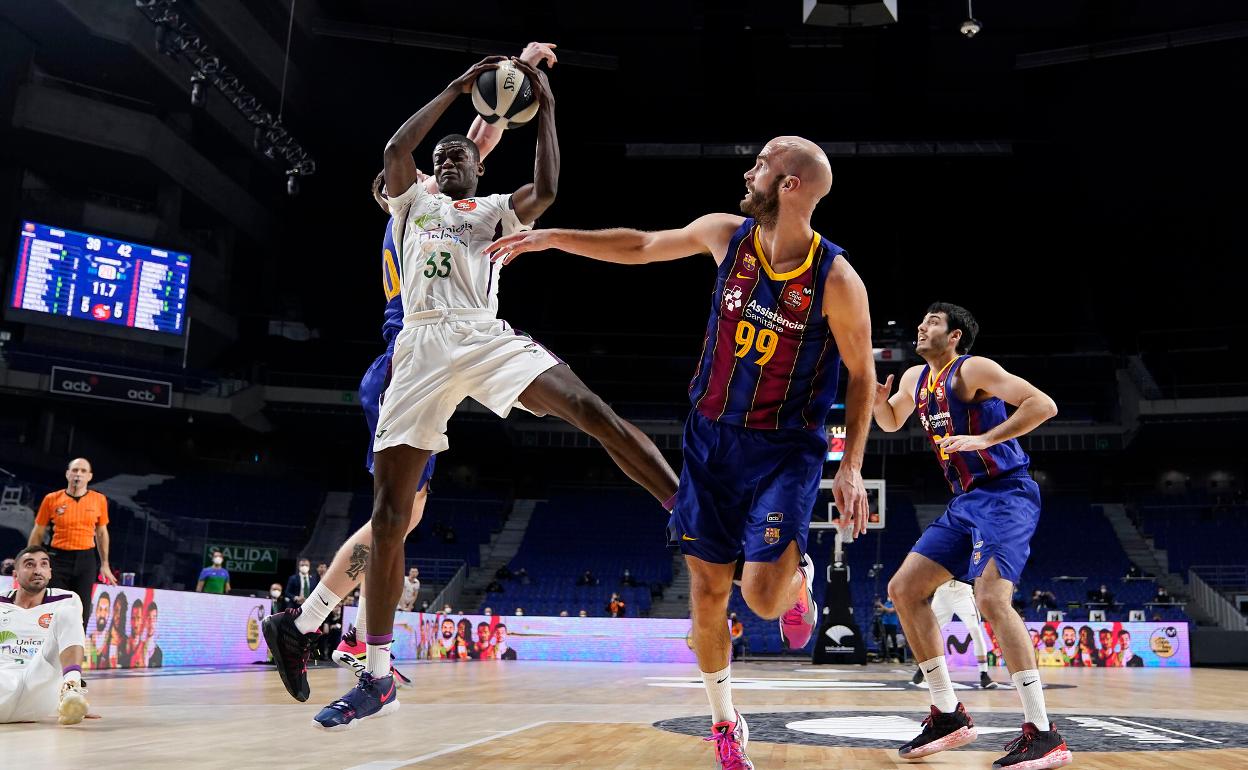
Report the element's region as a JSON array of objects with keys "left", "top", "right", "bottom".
[{"left": 9, "top": 220, "right": 191, "bottom": 336}]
